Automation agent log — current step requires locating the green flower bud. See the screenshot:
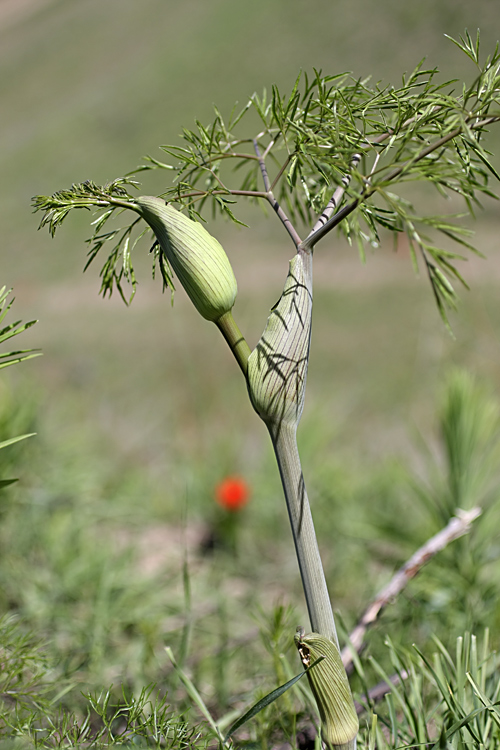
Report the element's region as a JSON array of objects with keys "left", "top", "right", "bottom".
[
  {"left": 247, "top": 252, "right": 312, "bottom": 429},
  {"left": 295, "top": 629, "right": 359, "bottom": 749},
  {"left": 135, "top": 196, "right": 237, "bottom": 322}
]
